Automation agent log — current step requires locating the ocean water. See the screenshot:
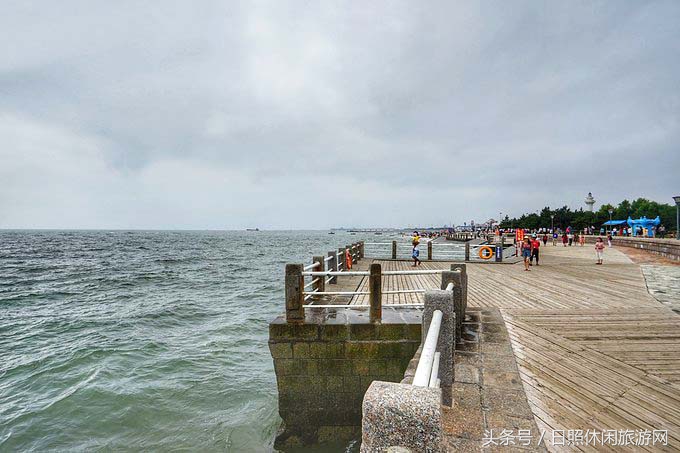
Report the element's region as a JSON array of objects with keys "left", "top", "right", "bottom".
[{"left": 0, "top": 230, "right": 381, "bottom": 452}]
